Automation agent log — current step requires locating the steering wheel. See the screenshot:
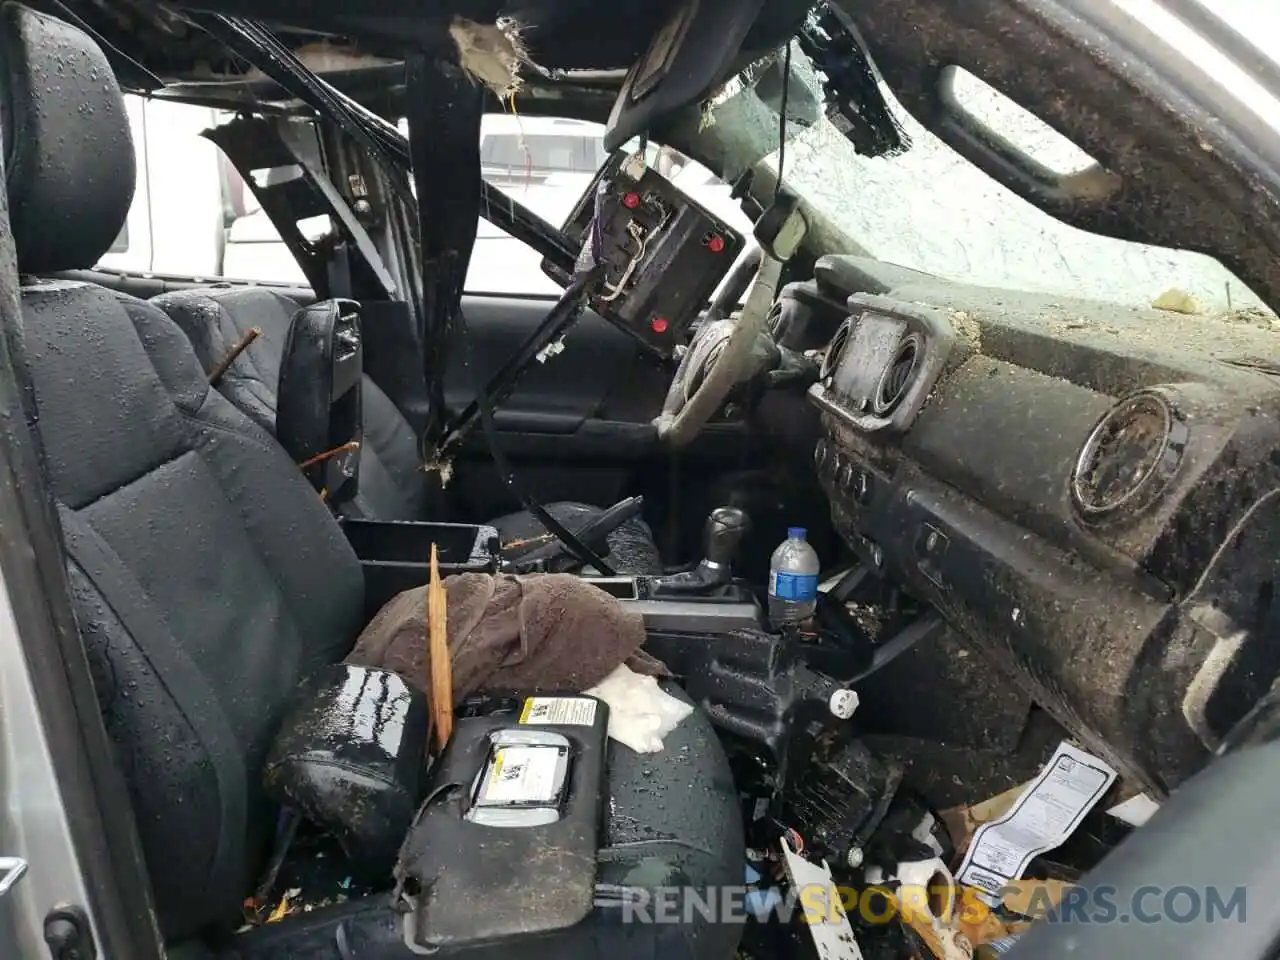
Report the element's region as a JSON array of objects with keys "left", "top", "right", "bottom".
[{"left": 654, "top": 252, "right": 783, "bottom": 446}]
